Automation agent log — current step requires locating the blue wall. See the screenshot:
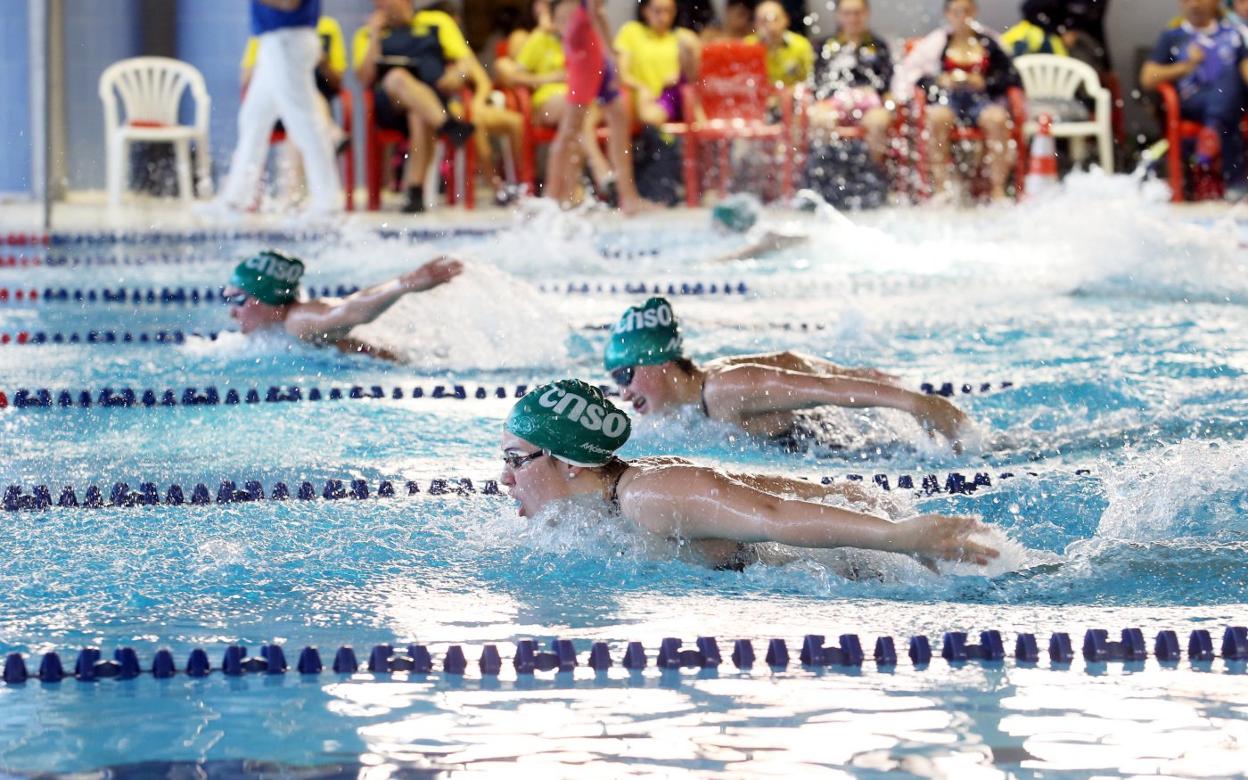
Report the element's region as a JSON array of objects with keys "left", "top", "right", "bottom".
[{"left": 0, "top": 3, "right": 32, "bottom": 195}]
